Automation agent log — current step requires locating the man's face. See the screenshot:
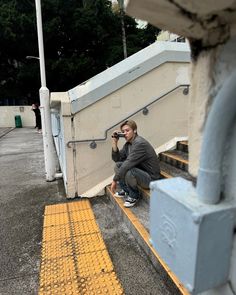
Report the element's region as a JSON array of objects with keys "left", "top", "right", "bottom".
[{"left": 121, "top": 124, "right": 135, "bottom": 142}]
